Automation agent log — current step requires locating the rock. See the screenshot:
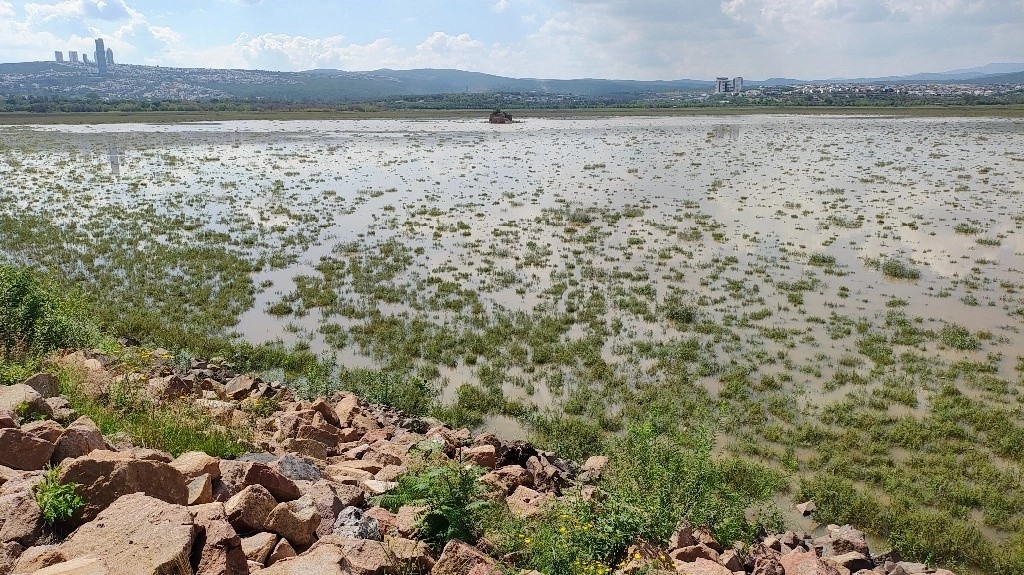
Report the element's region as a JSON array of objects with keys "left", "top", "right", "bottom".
[
  {"left": 26, "top": 556, "right": 109, "bottom": 575},
  {"left": 363, "top": 508, "right": 398, "bottom": 537},
  {"left": 9, "top": 543, "right": 63, "bottom": 574},
  {"left": 257, "top": 543, "right": 345, "bottom": 575},
  {"left": 796, "top": 500, "right": 816, "bottom": 517},
  {"left": 827, "top": 552, "right": 873, "bottom": 573},
  {"left": 266, "top": 539, "right": 295, "bottom": 567},
  {"left": 57, "top": 450, "right": 189, "bottom": 527},
  {"left": 478, "top": 465, "right": 531, "bottom": 495},
  {"left": 118, "top": 447, "right": 172, "bottom": 463},
  {"left": 219, "top": 461, "right": 300, "bottom": 503},
  {"left": 270, "top": 455, "right": 320, "bottom": 482},
  {"left": 146, "top": 375, "right": 192, "bottom": 400},
  {"left": 375, "top": 465, "right": 406, "bottom": 483},
  {"left": 331, "top": 506, "right": 381, "bottom": 541},
  {"left": 0, "top": 491, "right": 44, "bottom": 547},
  {"left": 827, "top": 525, "right": 870, "bottom": 557},
  {"left": 750, "top": 543, "right": 783, "bottom": 575},
  {"left": 309, "top": 398, "right": 341, "bottom": 428},
  {"left": 0, "top": 541, "right": 23, "bottom": 575},
  {"left": 0, "top": 412, "right": 15, "bottom": 429},
  {"left": 50, "top": 418, "right": 108, "bottom": 465},
  {"left": 307, "top": 536, "right": 430, "bottom": 575},
  {"left": 394, "top": 505, "right": 427, "bottom": 538},
  {"left": 670, "top": 544, "right": 719, "bottom": 563},
  {"left": 266, "top": 495, "right": 319, "bottom": 548},
  {"left": 668, "top": 525, "right": 698, "bottom": 549},
  {"left": 780, "top": 550, "right": 841, "bottom": 575},
  {"left": 0, "top": 470, "right": 43, "bottom": 498},
  {"left": 241, "top": 532, "right": 278, "bottom": 565},
  {"left": 56, "top": 493, "right": 196, "bottom": 575},
  {"left": 225, "top": 485, "right": 278, "bottom": 534},
  {"left": 893, "top": 562, "right": 929, "bottom": 574},
  {"left": 361, "top": 479, "right": 396, "bottom": 497},
  {"left": 432, "top": 540, "right": 498, "bottom": 575},
  {"left": 188, "top": 474, "right": 215, "bottom": 505},
  {"left": 170, "top": 451, "right": 221, "bottom": 481},
  {"left": 0, "top": 429, "right": 55, "bottom": 471},
  {"left": 56, "top": 353, "right": 111, "bottom": 398},
  {"left": 0, "top": 384, "right": 50, "bottom": 420},
  {"left": 44, "top": 398, "right": 76, "bottom": 424},
  {"left": 463, "top": 445, "right": 496, "bottom": 469},
  {"left": 189, "top": 502, "right": 248, "bottom": 575},
  {"left": 719, "top": 549, "right": 744, "bottom": 572},
  {"left": 225, "top": 376, "right": 259, "bottom": 401},
  {"left": 21, "top": 420, "right": 64, "bottom": 444},
  {"left": 20, "top": 374, "right": 59, "bottom": 399},
  {"left": 381, "top": 536, "right": 433, "bottom": 573},
  {"left": 673, "top": 558, "right": 733, "bottom": 575},
  {"left": 505, "top": 485, "right": 552, "bottom": 519},
  {"left": 303, "top": 480, "right": 363, "bottom": 538}
]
